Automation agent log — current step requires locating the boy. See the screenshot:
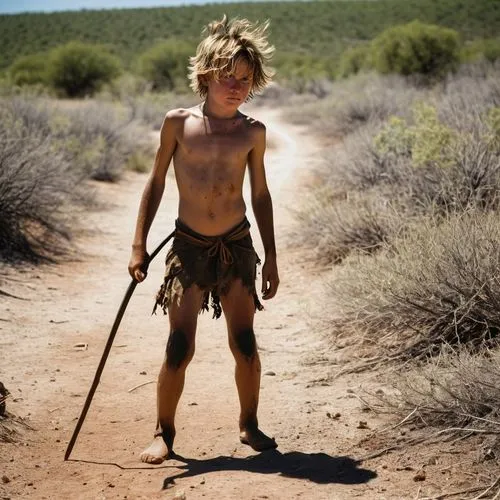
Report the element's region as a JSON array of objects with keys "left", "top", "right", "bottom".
[{"left": 128, "top": 16, "right": 280, "bottom": 464}]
